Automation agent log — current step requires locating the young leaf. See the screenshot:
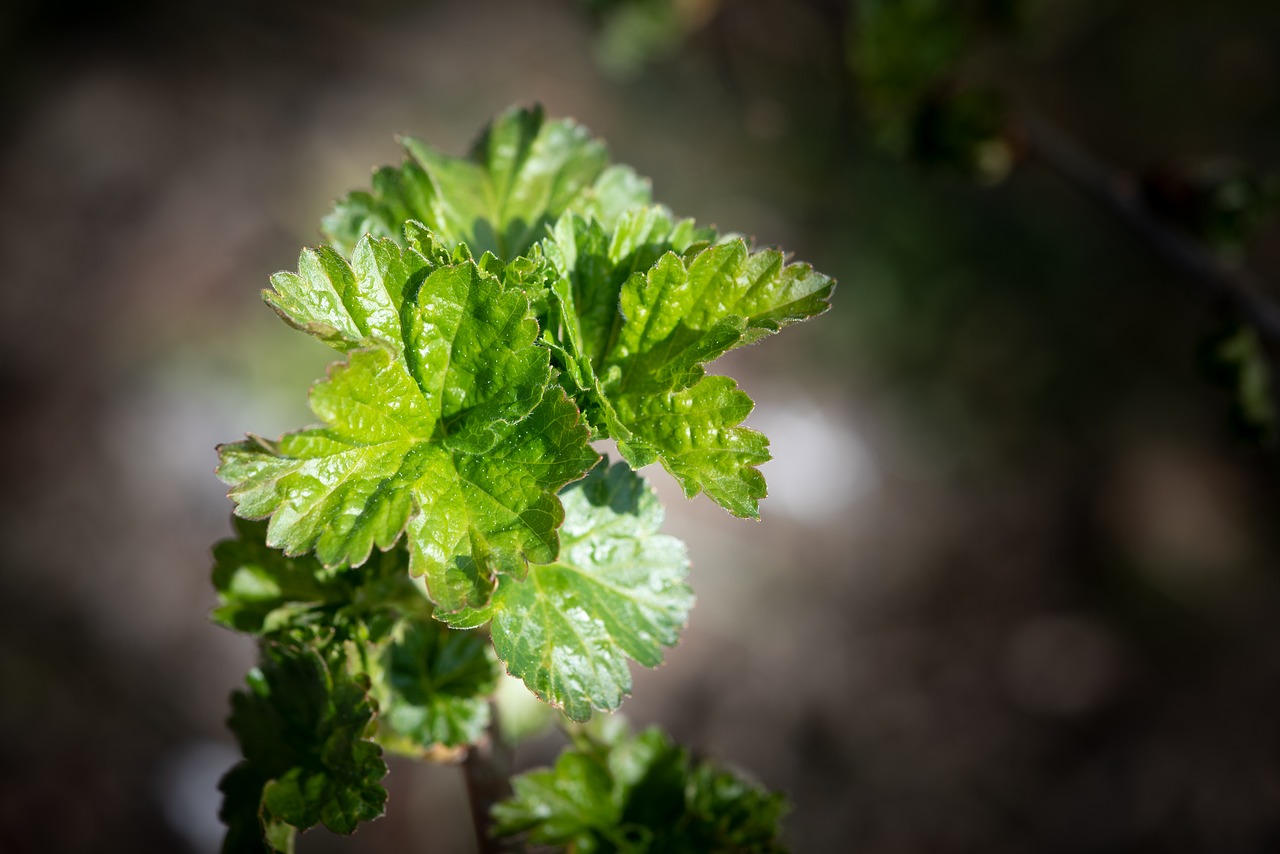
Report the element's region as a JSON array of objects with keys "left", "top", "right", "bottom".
[
  {"left": 217, "top": 258, "right": 598, "bottom": 612},
  {"left": 545, "top": 213, "right": 834, "bottom": 518},
  {"left": 220, "top": 640, "right": 388, "bottom": 852},
  {"left": 262, "top": 236, "right": 423, "bottom": 353},
  {"left": 543, "top": 207, "right": 717, "bottom": 374},
  {"left": 611, "top": 375, "right": 768, "bottom": 518},
  {"left": 493, "top": 721, "right": 789, "bottom": 852},
  {"left": 323, "top": 105, "right": 652, "bottom": 260},
  {"left": 375, "top": 618, "right": 500, "bottom": 753},
  {"left": 445, "top": 459, "right": 693, "bottom": 721},
  {"left": 212, "top": 516, "right": 428, "bottom": 640},
  {"left": 214, "top": 517, "right": 504, "bottom": 764},
  {"left": 213, "top": 517, "right": 353, "bottom": 636},
  {"left": 263, "top": 223, "right": 562, "bottom": 360}
]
